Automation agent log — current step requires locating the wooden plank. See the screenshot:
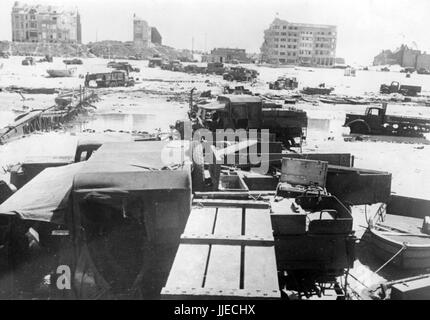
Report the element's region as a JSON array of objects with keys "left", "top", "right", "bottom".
[
  {"left": 192, "top": 199, "right": 270, "bottom": 209},
  {"left": 164, "top": 244, "right": 209, "bottom": 288},
  {"left": 205, "top": 245, "right": 241, "bottom": 289},
  {"left": 194, "top": 191, "right": 276, "bottom": 199},
  {"left": 245, "top": 208, "right": 273, "bottom": 238},
  {"left": 214, "top": 207, "right": 242, "bottom": 235},
  {"left": 161, "top": 287, "right": 280, "bottom": 299},
  {"left": 244, "top": 246, "right": 279, "bottom": 292},
  {"left": 184, "top": 207, "right": 217, "bottom": 234},
  {"left": 181, "top": 233, "right": 274, "bottom": 246}
]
